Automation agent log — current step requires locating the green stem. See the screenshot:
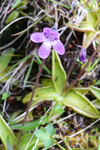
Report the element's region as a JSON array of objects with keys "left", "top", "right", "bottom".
[
  {"left": 55, "top": 140, "right": 66, "bottom": 150},
  {"left": 63, "top": 138, "right": 72, "bottom": 150}
]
